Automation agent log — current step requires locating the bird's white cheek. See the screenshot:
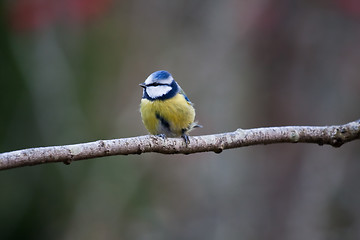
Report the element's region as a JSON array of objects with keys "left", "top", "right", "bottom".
[{"left": 146, "top": 86, "right": 172, "bottom": 99}]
